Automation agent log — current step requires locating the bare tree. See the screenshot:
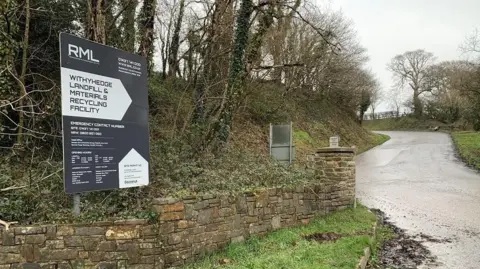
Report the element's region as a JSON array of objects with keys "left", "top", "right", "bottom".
[
  {"left": 167, "top": 0, "right": 186, "bottom": 77},
  {"left": 369, "top": 83, "right": 382, "bottom": 119},
  {"left": 156, "top": 0, "right": 176, "bottom": 77},
  {"left": 15, "top": 0, "right": 31, "bottom": 145},
  {"left": 460, "top": 28, "right": 480, "bottom": 60},
  {"left": 388, "top": 88, "right": 403, "bottom": 117},
  {"left": 215, "top": 0, "right": 254, "bottom": 144},
  {"left": 387, "top": 49, "right": 436, "bottom": 117},
  {"left": 267, "top": 0, "right": 301, "bottom": 82}
]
